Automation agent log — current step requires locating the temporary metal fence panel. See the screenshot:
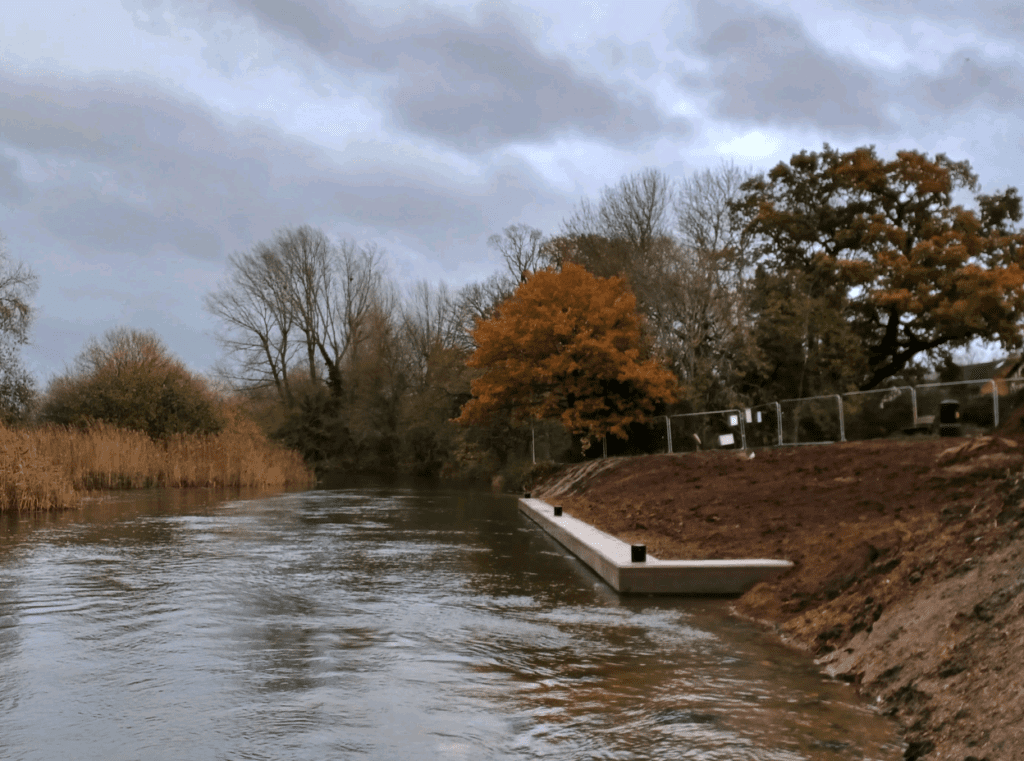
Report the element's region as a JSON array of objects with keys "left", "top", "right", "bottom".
[
  {"left": 744, "top": 402, "right": 783, "bottom": 448},
  {"left": 913, "top": 380, "right": 998, "bottom": 433},
  {"left": 564, "top": 373, "right": 1024, "bottom": 466},
  {"left": 841, "top": 386, "right": 916, "bottom": 441},
  {"left": 574, "top": 419, "right": 670, "bottom": 460},
  {"left": 605, "top": 419, "right": 669, "bottom": 457},
  {"left": 668, "top": 409, "right": 746, "bottom": 453},
  {"left": 778, "top": 395, "right": 845, "bottom": 445}
]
